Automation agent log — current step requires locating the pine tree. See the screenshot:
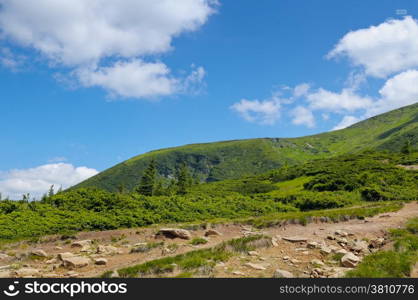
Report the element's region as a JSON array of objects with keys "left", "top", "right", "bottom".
[
  {"left": 136, "top": 159, "right": 157, "bottom": 196},
  {"left": 48, "top": 185, "right": 55, "bottom": 198},
  {"left": 175, "top": 163, "right": 192, "bottom": 195}
]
